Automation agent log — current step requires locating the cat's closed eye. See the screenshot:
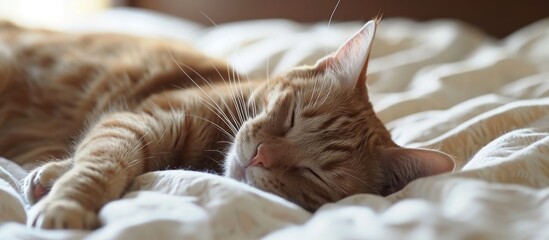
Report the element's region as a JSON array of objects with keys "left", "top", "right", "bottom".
[
  {"left": 273, "top": 94, "right": 296, "bottom": 134},
  {"left": 288, "top": 107, "right": 296, "bottom": 130}
]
